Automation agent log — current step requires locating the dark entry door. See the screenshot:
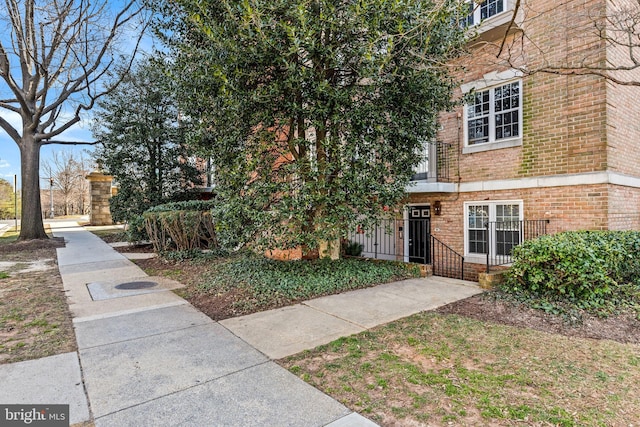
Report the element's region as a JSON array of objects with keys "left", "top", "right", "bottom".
[{"left": 408, "top": 206, "right": 431, "bottom": 264}]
